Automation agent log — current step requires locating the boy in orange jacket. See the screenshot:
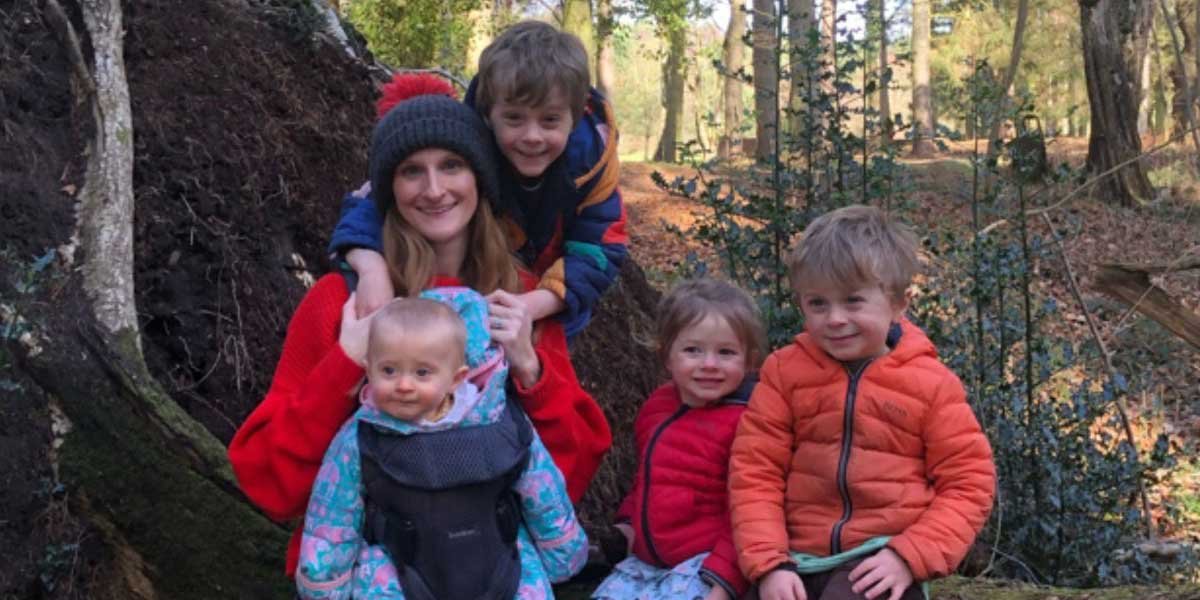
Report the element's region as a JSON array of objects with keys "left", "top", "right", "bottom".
[{"left": 729, "top": 205, "right": 995, "bottom": 600}]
